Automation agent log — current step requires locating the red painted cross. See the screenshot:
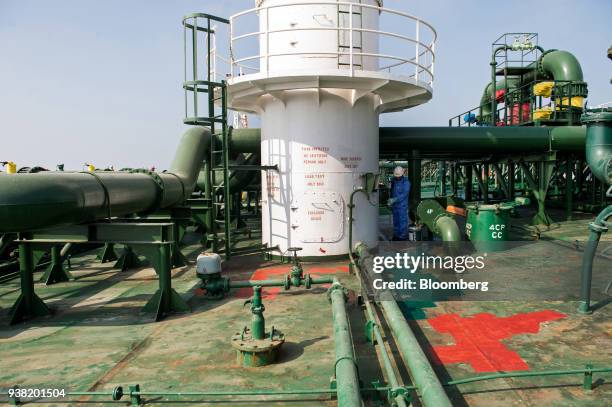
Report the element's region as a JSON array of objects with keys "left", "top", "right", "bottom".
[{"left": 428, "top": 310, "right": 566, "bottom": 372}]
